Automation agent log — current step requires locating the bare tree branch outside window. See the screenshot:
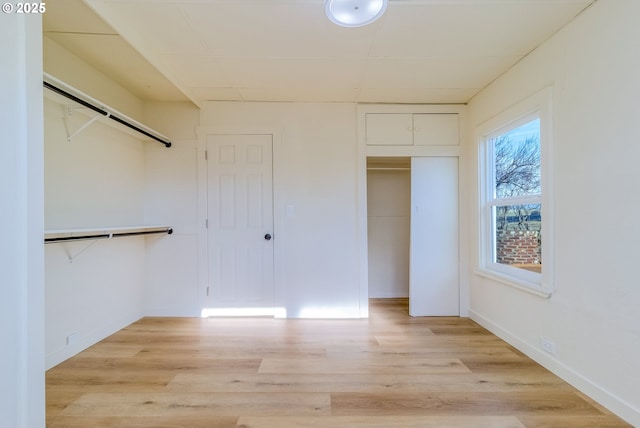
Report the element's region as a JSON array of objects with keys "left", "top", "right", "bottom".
[
  {"left": 490, "top": 119, "right": 542, "bottom": 270},
  {"left": 492, "top": 132, "right": 541, "bottom": 231}
]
